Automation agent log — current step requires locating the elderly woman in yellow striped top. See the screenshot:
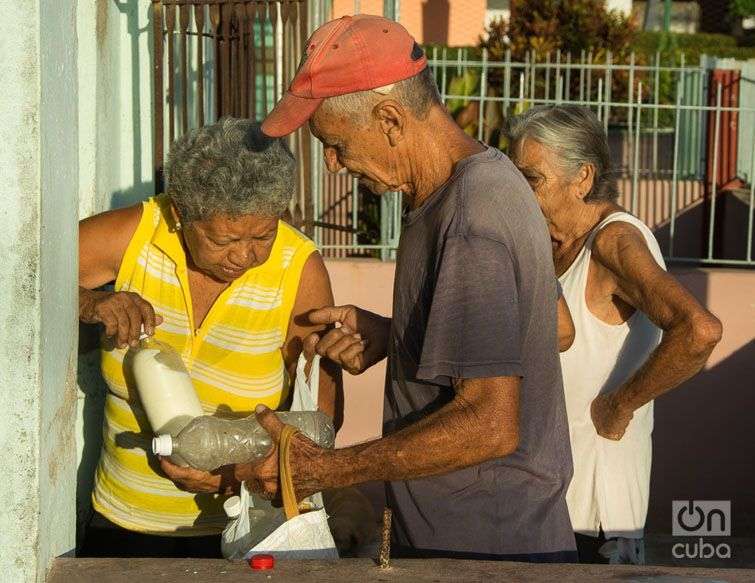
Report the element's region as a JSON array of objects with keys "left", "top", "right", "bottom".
[{"left": 78, "top": 118, "right": 341, "bottom": 557}]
